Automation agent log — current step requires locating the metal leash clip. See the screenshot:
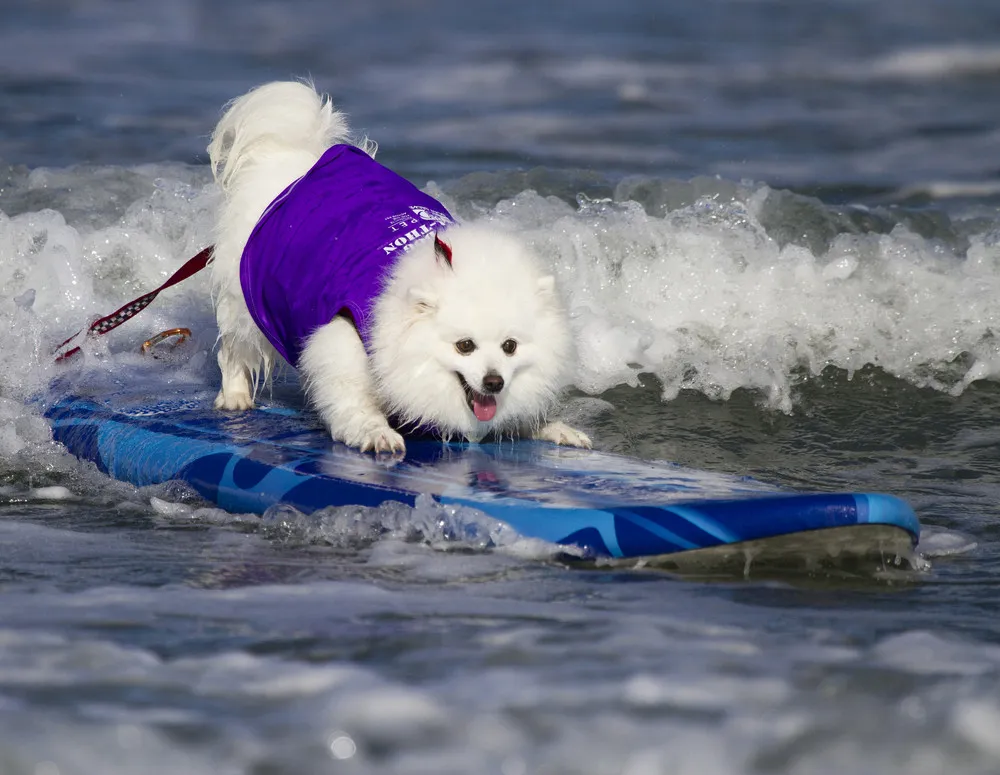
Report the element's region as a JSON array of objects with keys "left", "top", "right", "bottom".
[{"left": 141, "top": 327, "right": 192, "bottom": 356}]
